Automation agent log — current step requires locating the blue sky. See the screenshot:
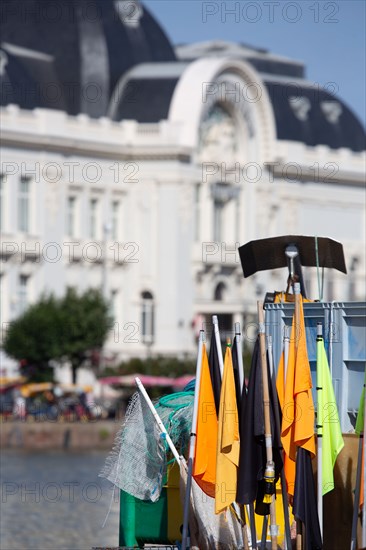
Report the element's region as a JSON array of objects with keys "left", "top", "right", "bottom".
[{"left": 144, "top": 0, "right": 366, "bottom": 127}]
